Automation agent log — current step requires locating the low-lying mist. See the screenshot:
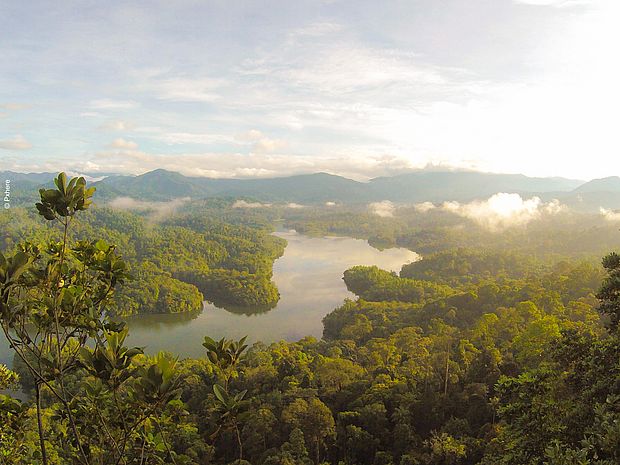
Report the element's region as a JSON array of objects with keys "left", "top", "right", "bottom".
[
  {"left": 107, "top": 196, "right": 191, "bottom": 221},
  {"left": 369, "top": 193, "right": 568, "bottom": 231}
]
